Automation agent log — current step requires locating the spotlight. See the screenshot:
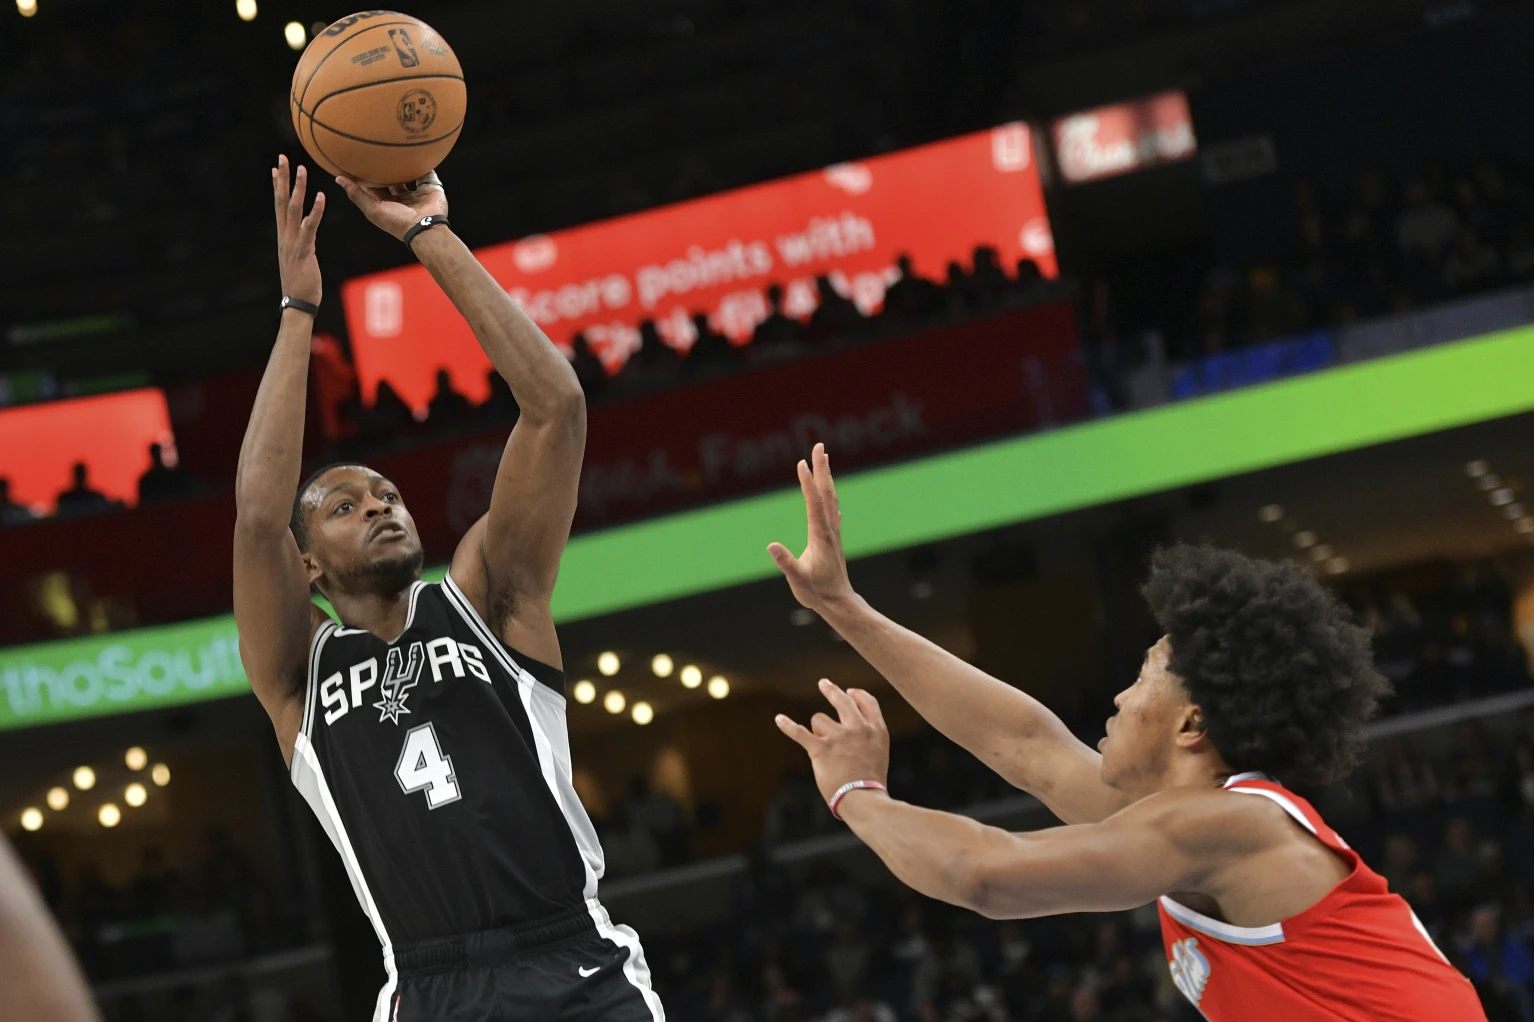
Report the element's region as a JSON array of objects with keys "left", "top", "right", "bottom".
[
  {"left": 1466, "top": 460, "right": 1490, "bottom": 478},
  {"left": 125, "top": 783, "right": 147, "bottom": 808},
  {"left": 573, "top": 680, "right": 597, "bottom": 704},
  {"left": 1326, "top": 557, "right": 1350, "bottom": 575},
  {"left": 1491, "top": 488, "right": 1515, "bottom": 507},
  {"left": 98, "top": 804, "right": 121, "bottom": 828},
  {"left": 150, "top": 764, "right": 171, "bottom": 787},
  {"left": 598, "top": 652, "right": 620, "bottom": 677},
  {"left": 125, "top": 747, "right": 147, "bottom": 771},
  {"left": 1310, "top": 544, "right": 1333, "bottom": 562},
  {"left": 680, "top": 665, "right": 702, "bottom": 689},
  {"left": 17, "top": 0, "right": 37, "bottom": 17},
  {"left": 1258, "top": 505, "right": 1284, "bottom": 523},
  {"left": 707, "top": 676, "right": 730, "bottom": 699},
  {"left": 790, "top": 608, "right": 816, "bottom": 626},
  {"left": 235, "top": 0, "right": 257, "bottom": 21},
  {"left": 284, "top": 21, "right": 306, "bottom": 49},
  {"left": 632, "top": 702, "right": 654, "bottom": 725},
  {"left": 651, "top": 654, "right": 674, "bottom": 678},
  {"left": 910, "top": 580, "right": 935, "bottom": 600},
  {"left": 20, "top": 808, "right": 42, "bottom": 832},
  {"left": 1293, "top": 531, "right": 1317, "bottom": 549},
  {"left": 73, "top": 766, "right": 96, "bottom": 791},
  {"left": 46, "top": 787, "right": 69, "bottom": 811},
  {"left": 1517, "top": 519, "right": 1534, "bottom": 535},
  {"left": 1506, "top": 504, "right": 1527, "bottom": 520},
  {"left": 604, "top": 691, "right": 626, "bottom": 714},
  {"left": 1477, "top": 474, "right": 1502, "bottom": 491}
]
